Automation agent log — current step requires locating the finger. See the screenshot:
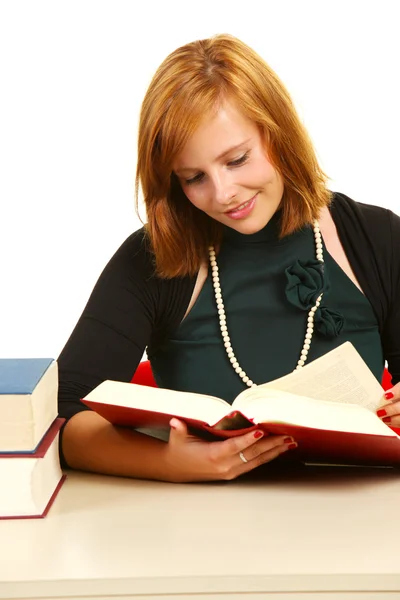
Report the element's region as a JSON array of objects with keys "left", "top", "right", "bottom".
[
  {"left": 376, "top": 400, "right": 400, "bottom": 419},
  {"left": 215, "top": 429, "right": 289, "bottom": 459},
  {"left": 238, "top": 435, "right": 296, "bottom": 464},
  {"left": 377, "top": 414, "right": 400, "bottom": 427},
  {"left": 214, "top": 429, "right": 294, "bottom": 464},
  {"left": 236, "top": 440, "right": 297, "bottom": 476},
  {"left": 379, "top": 382, "right": 400, "bottom": 406},
  {"left": 209, "top": 429, "right": 263, "bottom": 460},
  {"left": 169, "top": 418, "right": 189, "bottom": 442}
]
